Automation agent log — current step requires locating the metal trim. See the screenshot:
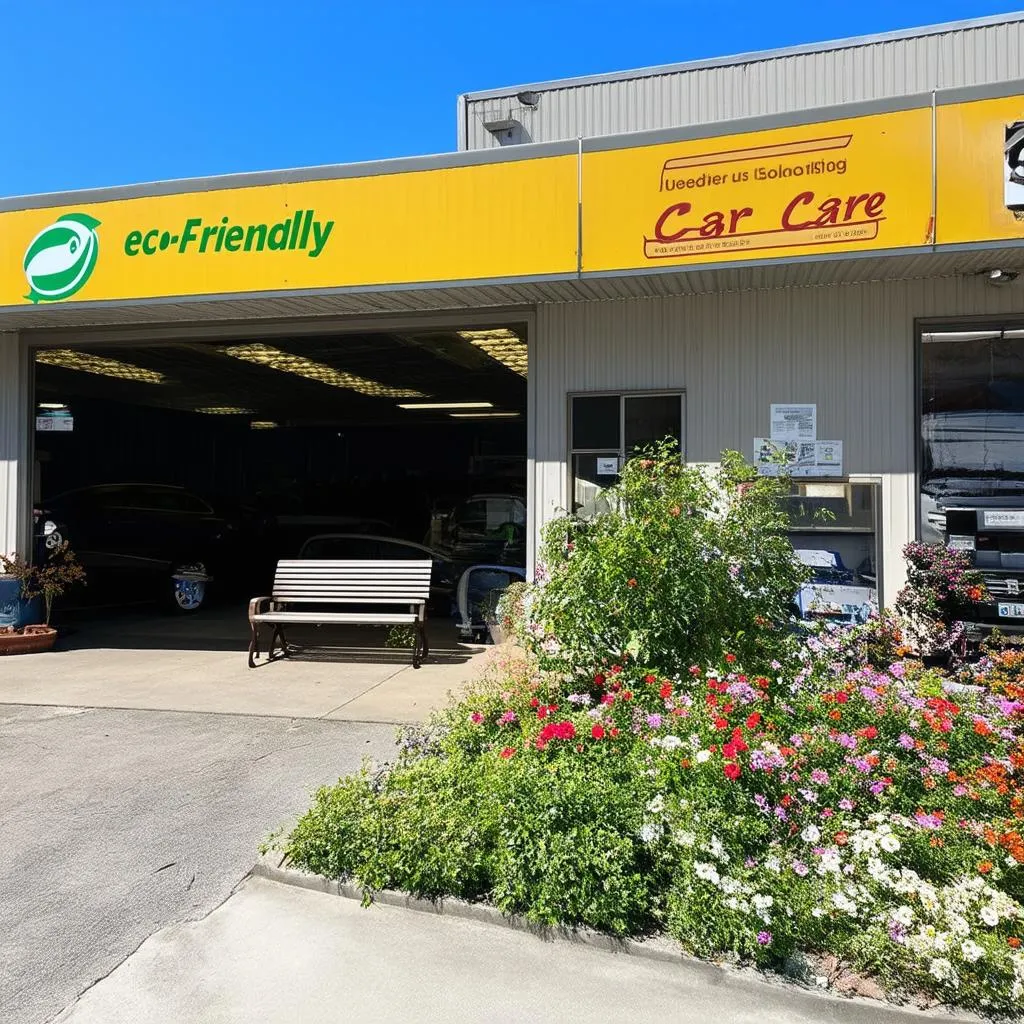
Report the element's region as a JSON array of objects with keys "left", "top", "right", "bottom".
[
  {"left": 0, "top": 139, "right": 580, "bottom": 213},
  {"left": 460, "top": 12, "right": 1024, "bottom": 101}
]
